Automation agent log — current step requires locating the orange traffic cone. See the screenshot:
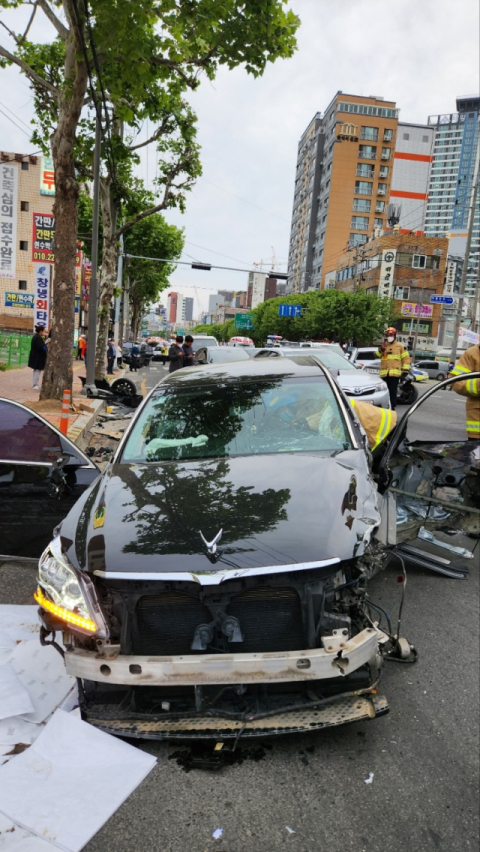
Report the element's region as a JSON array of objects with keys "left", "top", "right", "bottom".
[{"left": 59, "top": 389, "right": 71, "bottom": 435}]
